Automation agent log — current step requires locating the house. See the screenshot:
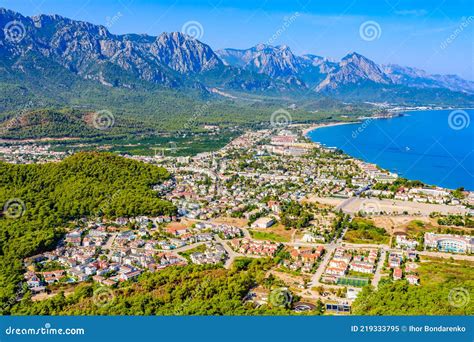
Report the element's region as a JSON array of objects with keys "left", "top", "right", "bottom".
[
  {"left": 41, "top": 270, "right": 65, "bottom": 284},
  {"left": 25, "top": 272, "right": 42, "bottom": 288},
  {"left": 103, "top": 278, "right": 118, "bottom": 286},
  {"left": 349, "top": 262, "right": 374, "bottom": 274},
  {"left": 393, "top": 268, "right": 403, "bottom": 280},
  {"left": 65, "top": 231, "right": 81, "bottom": 246},
  {"left": 325, "top": 302, "right": 351, "bottom": 314},
  {"left": 301, "top": 253, "right": 320, "bottom": 263},
  {"left": 325, "top": 266, "right": 347, "bottom": 277},
  {"left": 407, "top": 251, "right": 418, "bottom": 261},
  {"left": 115, "top": 217, "right": 128, "bottom": 225},
  {"left": 119, "top": 269, "right": 142, "bottom": 281},
  {"left": 405, "top": 262, "right": 419, "bottom": 273},
  {"left": 92, "top": 275, "right": 105, "bottom": 283},
  {"left": 166, "top": 226, "right": 188, "bottom": 236},
  {"left": 315, "top": 245, "right": 325, "bottom": 257},
  {"left": 301, "top": 233, "right": 324, "bottom": 243},
  {"left": 329, "top": 260, "right": 349, "bottom": 269},
  {"left": 406, "top": 274, "right": 419, "bottom": 285},
  {"left": 388, "top": 252, "right": 403, "bottom": 268},
  {"left": 396, "top": 235, "right": 419, "bottom": 249},
  {"left": 267, "top": 201, "right": 281, "bottom": 213}
]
